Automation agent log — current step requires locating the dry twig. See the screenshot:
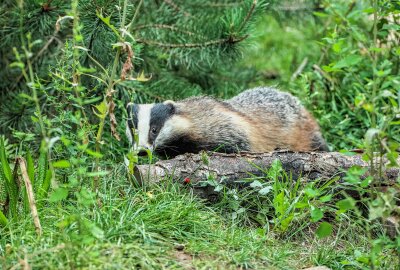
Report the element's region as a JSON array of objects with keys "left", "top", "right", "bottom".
[{"left": 18, "top": 157, "right": 42, "bottom": 236}]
